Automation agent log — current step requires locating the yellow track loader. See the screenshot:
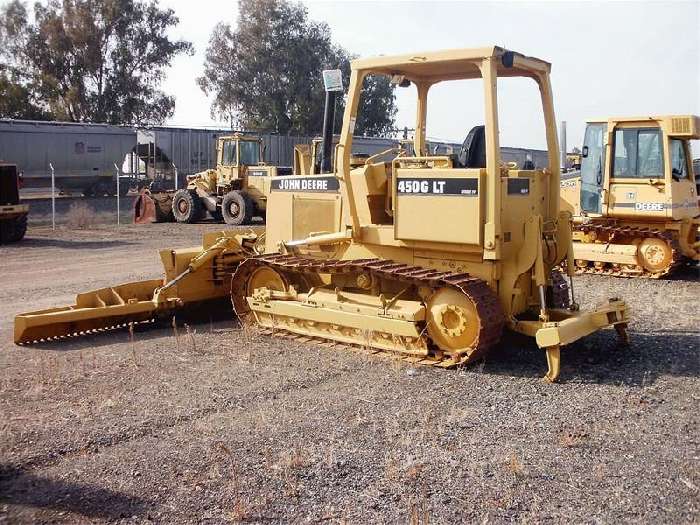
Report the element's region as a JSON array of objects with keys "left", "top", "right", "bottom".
[
  {"left": 15, "top": 47, "right": 630, "bottom": 382},
  {"left": 560, "top": 116, "right": 700, "bottom": 277}
]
